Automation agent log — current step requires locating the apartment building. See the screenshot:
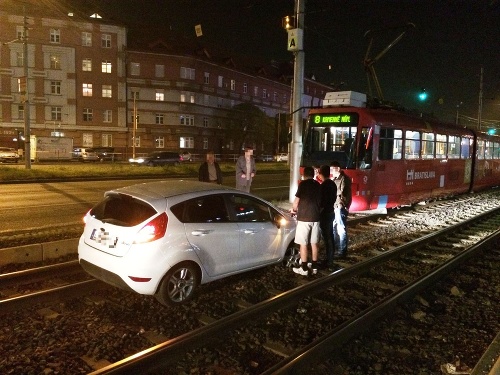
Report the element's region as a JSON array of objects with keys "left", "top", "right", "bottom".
[{"left": 0, "top": 4, "right": 332, "bottom": 158}]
